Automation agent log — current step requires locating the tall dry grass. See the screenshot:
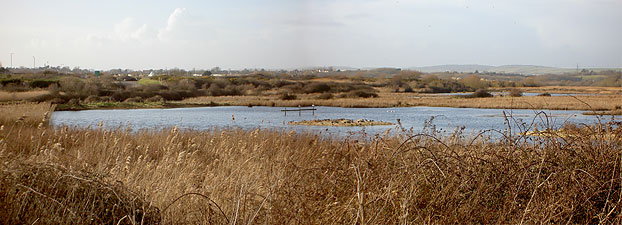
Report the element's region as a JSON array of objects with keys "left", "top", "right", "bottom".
[
  {"left": 0, "top": 102, "right": 55, "bottom": 127},
  {"left": 0, "top": 90, "right": 50, "bottom": 102},
  {"left": 1, "top": 103, "right": 621, "bottom": 224},
  {"left": 183, "top": 93, "right": 622, "bottom": 111}
]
